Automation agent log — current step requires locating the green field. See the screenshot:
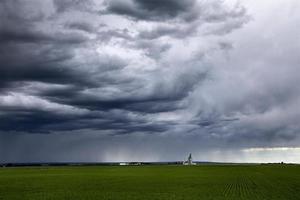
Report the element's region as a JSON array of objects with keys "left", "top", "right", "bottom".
[{"left": 1, "top": 165, "right": 300, "bottom": 200}]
